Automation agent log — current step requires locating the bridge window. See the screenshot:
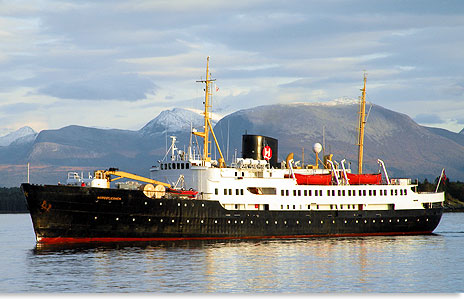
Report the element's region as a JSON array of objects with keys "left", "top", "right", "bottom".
[{"left": 215, "top": 188, "right": 218, "bottom": 195}]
